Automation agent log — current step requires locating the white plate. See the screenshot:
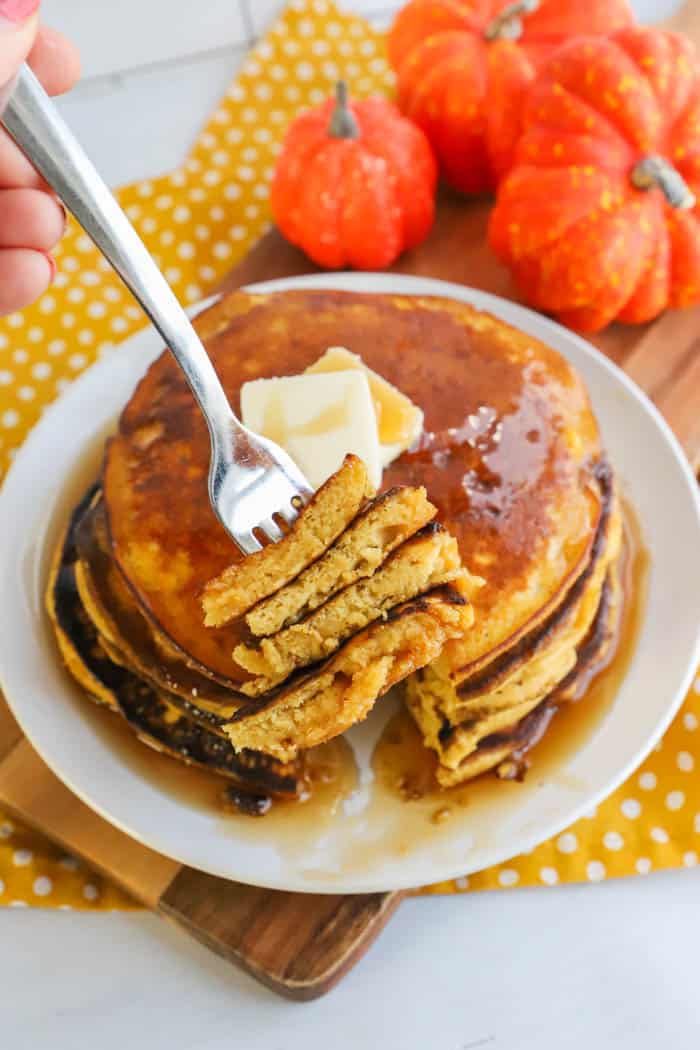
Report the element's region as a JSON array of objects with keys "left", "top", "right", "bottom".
[{"left": 1, "top": 273, "right": 699, "bottom": 894}]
